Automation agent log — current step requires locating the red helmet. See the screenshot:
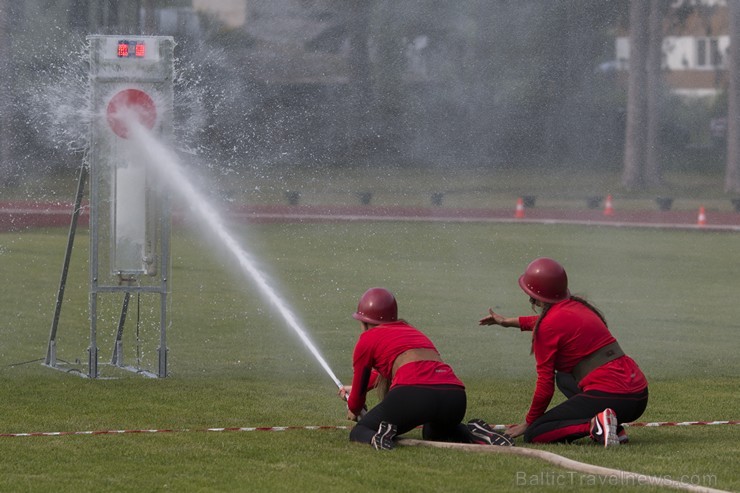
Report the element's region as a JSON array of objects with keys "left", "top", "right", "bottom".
[
  {"left": 353, "top": 287, "right": 398, "bottom": 325},
  {"left": 518, "top": 257, "right": 570, "bottom": 304}
]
